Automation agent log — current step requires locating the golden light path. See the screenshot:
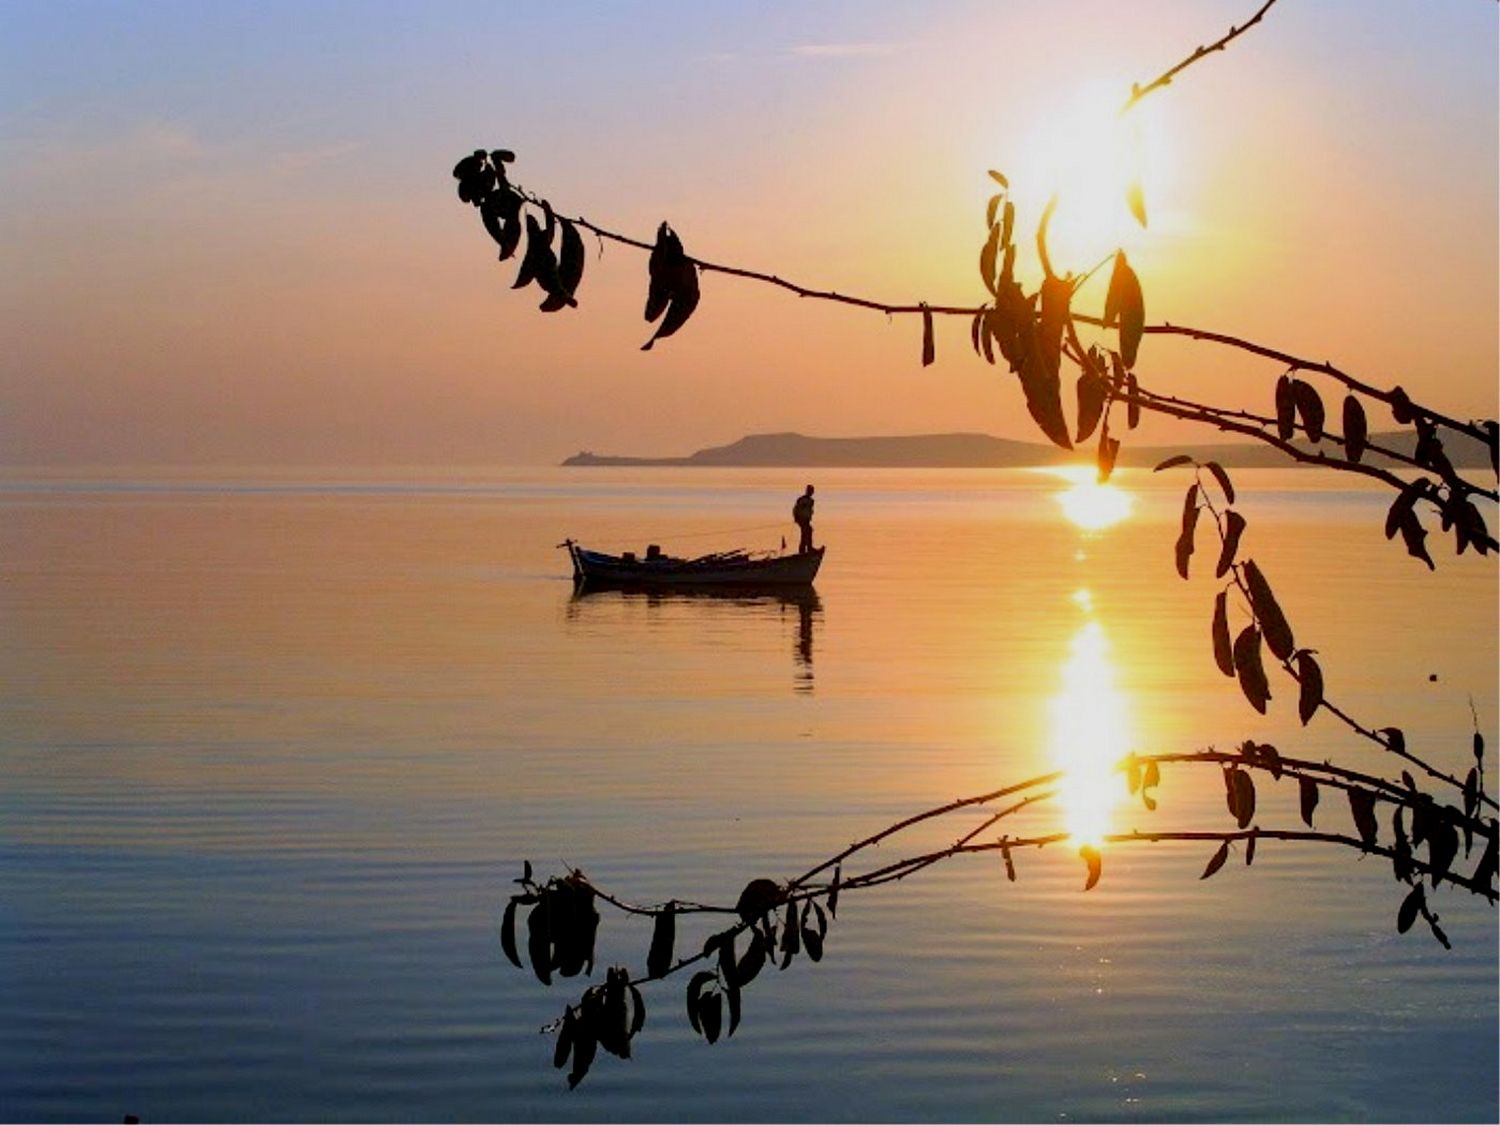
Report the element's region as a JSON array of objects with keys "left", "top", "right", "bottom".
[{"left": 1050, "top": 604, "right": 1132, "bottom": 848}]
